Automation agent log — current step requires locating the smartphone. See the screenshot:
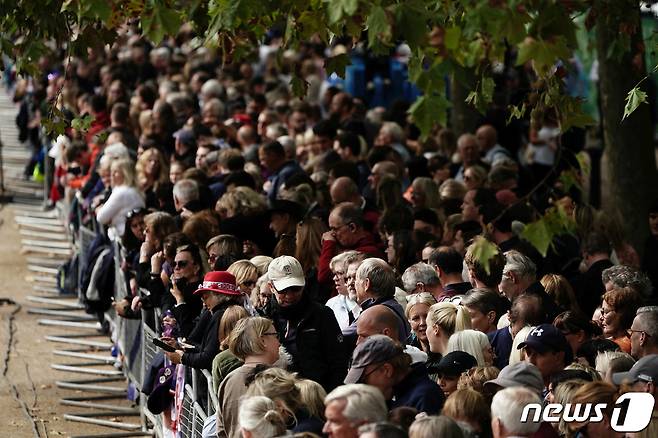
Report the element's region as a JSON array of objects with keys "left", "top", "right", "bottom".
[{"left": 152, "top": 337, "right": 177, "bottom": 353}]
